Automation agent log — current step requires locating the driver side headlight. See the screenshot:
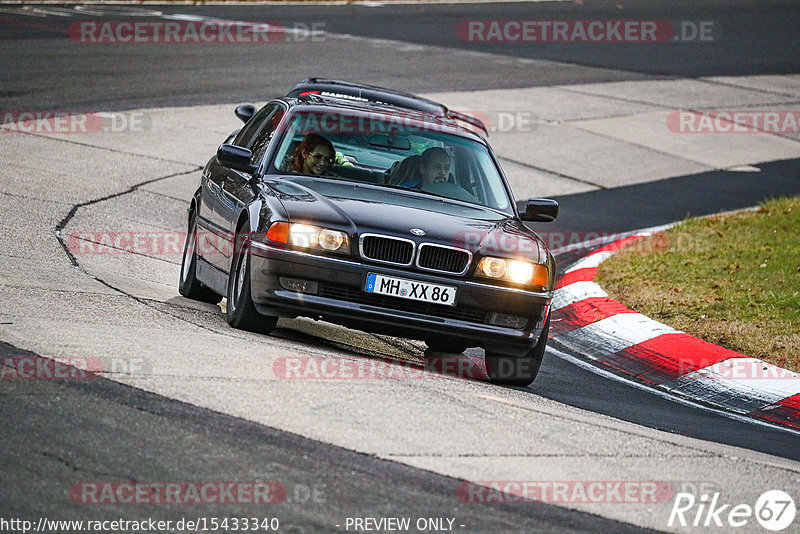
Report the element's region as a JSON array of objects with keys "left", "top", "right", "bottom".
[{"left": 476, "top": 256, "right": 548, "bottom": 287}]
